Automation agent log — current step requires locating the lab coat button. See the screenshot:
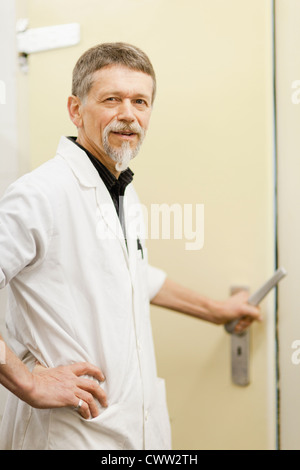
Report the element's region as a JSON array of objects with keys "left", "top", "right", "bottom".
[{"left": 145, "top": 409, "right": 149, "bottom": 421}]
